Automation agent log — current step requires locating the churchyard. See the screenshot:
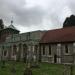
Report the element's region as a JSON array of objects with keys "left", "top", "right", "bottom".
[{"left": 0, "top": 61, "right": 75, "bottom": 75}]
